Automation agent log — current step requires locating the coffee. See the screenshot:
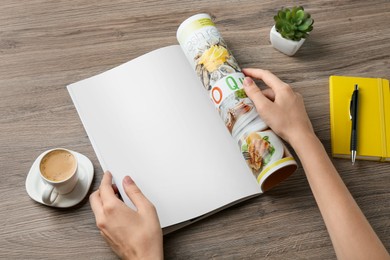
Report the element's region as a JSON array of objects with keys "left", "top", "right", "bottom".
[{"left": 40, "top": 149, "right": 76, "bottom": 182}]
